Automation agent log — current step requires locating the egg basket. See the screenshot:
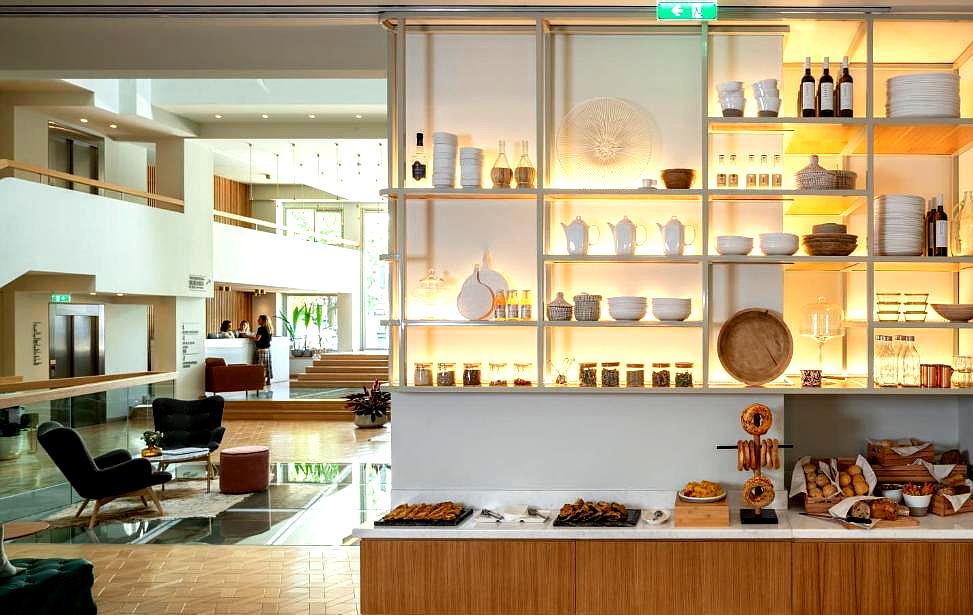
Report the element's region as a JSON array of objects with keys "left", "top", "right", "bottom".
[{"left": 546, "top": 303, "right": 573, "bottom": 321}]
